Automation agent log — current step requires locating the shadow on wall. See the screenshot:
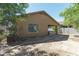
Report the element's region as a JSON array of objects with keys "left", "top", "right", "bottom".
[{"left": 7, "top": 34, "right": 69, "bottom": 46}]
